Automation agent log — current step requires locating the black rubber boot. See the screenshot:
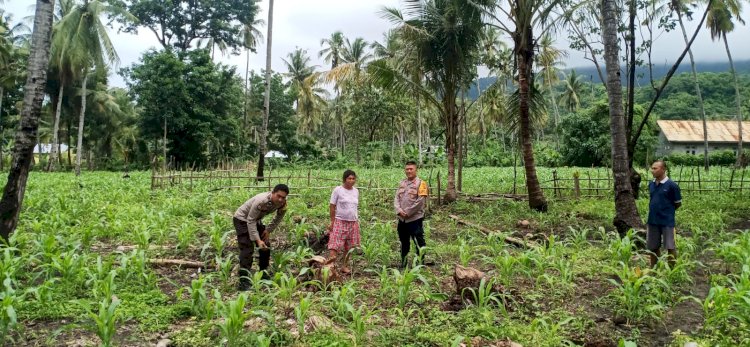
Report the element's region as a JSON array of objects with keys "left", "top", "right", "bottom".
[
  {"left": 258, "top": 248, "right": 272, "bottom": 280},
  {"left": 237, "top": 276, "right": 251, "bottom": 291}
]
